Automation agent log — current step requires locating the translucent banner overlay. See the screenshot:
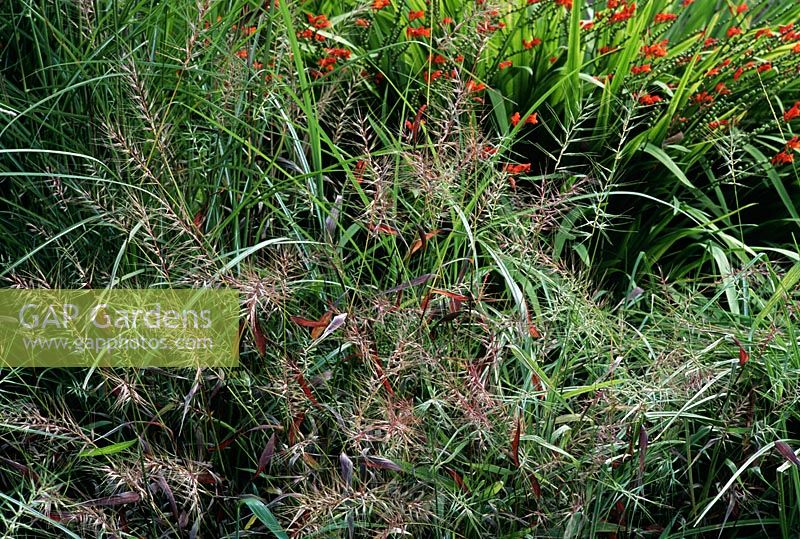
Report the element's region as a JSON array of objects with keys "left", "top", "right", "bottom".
[{"left": 0, "top": 289, "right": 239, "bottom": 367}]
